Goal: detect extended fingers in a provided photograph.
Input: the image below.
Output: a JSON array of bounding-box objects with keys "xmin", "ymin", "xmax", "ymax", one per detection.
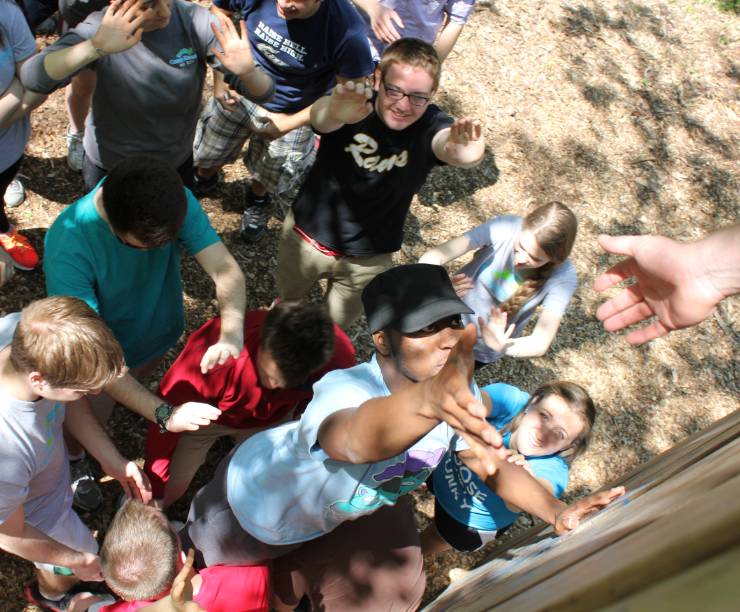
[
  {"xmin": 595, "ymin": 283, "xmax": 643, "ymax": 321},
  {"xmin": 625, "ymin": 319, "xmax": 670, "ymax": 345},
  {"xmin": 593, "ymin": 257, "xmax": 635, "ymax": 292}
]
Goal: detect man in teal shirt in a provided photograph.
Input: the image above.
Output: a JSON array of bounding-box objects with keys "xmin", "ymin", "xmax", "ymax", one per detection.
[{"xmin": 44, "ymin": 156, "xmax": 246, "ymax": 510}]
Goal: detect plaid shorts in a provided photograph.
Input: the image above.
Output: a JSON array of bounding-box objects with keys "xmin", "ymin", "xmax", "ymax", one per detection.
[{"xmin": 193, "ymin": 96, "xmax": 316, "ymax": 196}]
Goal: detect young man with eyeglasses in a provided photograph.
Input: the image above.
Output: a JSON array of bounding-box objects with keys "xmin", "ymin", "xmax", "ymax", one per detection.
[
  {"xmin": 43, "ymin": 156, "xmax": 244, "ymax": 513},
  {"xmin": 275, "ymin": 37, "xmax": 485, "ymax": 329}
]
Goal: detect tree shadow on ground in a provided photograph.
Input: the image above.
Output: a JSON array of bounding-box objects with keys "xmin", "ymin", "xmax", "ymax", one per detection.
[
  {"xmin": 556, "ymin": 1, "xmax": 738, "ymax": 223},
  {"xmin": 20, "ymin": 155, "xmax": 85, "ymax": 204}
]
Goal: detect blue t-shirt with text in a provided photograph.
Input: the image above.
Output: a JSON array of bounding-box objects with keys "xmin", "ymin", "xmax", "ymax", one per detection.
[
  {"xmin": 215, "ymin": 0, "xmax": 373, "ymax": 112},
  {"xmin": 432, "ymin": 383, "xmax": 569, "ymax": 533}
]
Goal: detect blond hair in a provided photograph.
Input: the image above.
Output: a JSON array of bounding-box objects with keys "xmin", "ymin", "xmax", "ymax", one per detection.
[
  {"xmin": 378, "ymin": 38, "xmax": 441, "ymax": 92},
  {"xmin": 10, "ymin": 296, "xmax": 126, "ymax": 389},
  {"xmin": 501, "ymin": 202, "xmax": 577, "ymax": 318},
  {"xmin": 101, "ymin": 500, "xmax": 179, "ymax": 600}
]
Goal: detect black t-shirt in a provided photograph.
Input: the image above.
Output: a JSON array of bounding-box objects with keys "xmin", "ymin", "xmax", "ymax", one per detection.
[{"xmin": 292, "ymin": 103, "xmax": 453, "ymax": 256}]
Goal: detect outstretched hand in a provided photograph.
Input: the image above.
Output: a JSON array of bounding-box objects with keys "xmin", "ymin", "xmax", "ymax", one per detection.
[
  {"xmin": 91, "ymin": 0, "xmax": 150, "ymax": 56},
  {"xmin": 478, "ymin": 307, "xmax": 515, "ymax": 352},
  {"xmin": 594, "ymin": 234, "xmax": 724, "ymax": 344},
  {"xmin": 105, "ymin": 459, "xmax": 153, "ymax": 504},
  {"xmin": 451, "ymin": 272, "xmax": 474, "ymax": 298},
  {"xmin": 168, "ymin": 549, "xmax": 205, "ymax": 612},
  {"xmin": 424, "ymin": 324, "xmax": 504, "ymax": 475},
  {"xmin": 444, "ymin": 117, "xmax": 482, "ymax": 153},
  {"xmin": 554, "ymin": 486, "xmax": 625, "ymax": 534},
  {"xmin": 211, "ymin": 16, "xmax": 255, "ymax": 78},
  {"xmin": 327, "ymin": 80, "xmax": 373, "ymax": 126}
]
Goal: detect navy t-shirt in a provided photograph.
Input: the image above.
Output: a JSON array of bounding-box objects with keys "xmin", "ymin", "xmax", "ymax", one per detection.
[
  {"xmin": 215, "ymin": 0, "xmax": 374, "ymax": 112},
  {"xmin": 292, "ymin": 101, "xmax": 453, "ymax": 256}
]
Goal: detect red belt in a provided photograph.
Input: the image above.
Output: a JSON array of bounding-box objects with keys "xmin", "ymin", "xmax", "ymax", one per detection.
[{"xmin": 293, "ymin": 225, "xmax": 345, "ymax": 258}]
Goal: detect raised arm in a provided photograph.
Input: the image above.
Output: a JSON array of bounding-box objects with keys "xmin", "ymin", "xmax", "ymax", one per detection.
[
  {"xmin": 21, "ymin": 0, "xmax": 150, "ymax": 92},
  {"xmin": 432, "ymin": 117, "xmax": 485, "ymax": 168},
  {"xmin": 310, "ymin": 80, "xmax": 373, "ymax": 134},
  {"xmin": 318, "ymin": 325, "xmax": 504, "ymax": 474},
  {"xmin": 194, "ymin": 241, "xmax": 246, "ymax": 373},
  {"xmin": 210, "ymin": 14, "xmax": 274, "ymax": 102},
  {"xmin": 594, "ymin": 225, "xmax": 740, "ymax": 344},
  {"xmin": 480, "ymin": 308, "xmax": 563, "ymax": 358}
]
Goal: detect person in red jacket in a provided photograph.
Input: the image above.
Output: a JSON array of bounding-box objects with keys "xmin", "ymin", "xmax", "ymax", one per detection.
[{"xmin": 145, "ymin": 302, "xmax": 355, "ymax": 507}]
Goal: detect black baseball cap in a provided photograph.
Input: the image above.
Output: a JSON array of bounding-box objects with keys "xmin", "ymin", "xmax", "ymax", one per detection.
[{"xmin": 362, "ymin": 264, "xmax": 473, "ymax": 334}]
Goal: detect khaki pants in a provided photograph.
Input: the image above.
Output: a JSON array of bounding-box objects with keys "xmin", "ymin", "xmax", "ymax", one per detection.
[{"xmin": 276, "ymin": 210, "xmax": 394, "ymax": 329}]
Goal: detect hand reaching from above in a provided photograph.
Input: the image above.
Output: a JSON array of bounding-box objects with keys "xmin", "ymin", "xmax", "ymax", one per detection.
[
  {"xmin": 554, "ymin": 486, "xmax": 625, "ymax": 535},
  {"xmin": 104, "ymin": 458, "xmax": 153, "ymax": 503},
  {"xmin": 327, "ymin": 80, "xmax": 373, "ymax": 126},
  {"xmin": 91, "ymin": 0, "xmax": 151, "ymax": 56},
  {"xmin": 211, "ymin": 16, "xmax": 255, "ymax": 78},
  {"xmin": 367, "ymin": 4, "xmax": 404, "ymax": 43},
  {"xmin": 594, "ymin": 234, "xmax": 726, "ymax": 344},
  {"xmin": 478, "ymin": 307, "xmax": 515, "ymax": 352}
]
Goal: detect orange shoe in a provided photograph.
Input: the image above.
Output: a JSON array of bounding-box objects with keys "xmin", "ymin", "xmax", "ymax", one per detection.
[{"xmin": 0, "ymin": 227, "xmax": 40, "ymax": 271}]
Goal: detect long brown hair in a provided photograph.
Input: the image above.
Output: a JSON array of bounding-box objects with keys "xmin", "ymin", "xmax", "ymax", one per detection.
[
  {"xmin": 500, "ymin": 202, "xmax": 577, "ymax": 317},
  {"xmin": 503, "ymin": 381, "xmax": 595, "ymax": 463}
]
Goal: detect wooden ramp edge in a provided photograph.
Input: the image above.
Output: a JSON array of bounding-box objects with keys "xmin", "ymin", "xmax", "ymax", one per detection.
[{"xmin": 423, "ymin": 408, "xmax": 740, "ymax": 611}]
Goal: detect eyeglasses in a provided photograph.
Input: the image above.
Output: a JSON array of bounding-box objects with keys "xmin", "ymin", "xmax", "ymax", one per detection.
[{"xmin": 382, "ymin": 81, "xmax": 432, "ymax": 108}]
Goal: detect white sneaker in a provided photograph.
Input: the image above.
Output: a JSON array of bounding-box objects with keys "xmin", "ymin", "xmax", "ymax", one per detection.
[
  {"xmin": 66, "ymin": 129, "xmax": 85, "ymax": 172},
  {"xmin": 3, "ymin": 179, "xmax": 25, "ymax": 208}
]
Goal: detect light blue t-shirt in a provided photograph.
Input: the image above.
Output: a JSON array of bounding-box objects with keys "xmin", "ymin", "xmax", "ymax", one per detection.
[
  {"xmin": 44, "ymin": 183, "xmax": 220, "ymax": 368},
  {"xmin": 433, "ymin": 383, "xmax": 569, "ymax": 533},
  {"xmin": 459, "ymin": 215, "xmax": 577, "ymax": 363},
  {"xmin": 0, "ymin": 314, "xmax": 72, "ymax": 533},
  {"xmin": 0, "ymin": 3, "xmax": 36, "ymax": 173},
  {"xmin": 226, "ymin": 354, "xmax": 475, "ymax": 545}
]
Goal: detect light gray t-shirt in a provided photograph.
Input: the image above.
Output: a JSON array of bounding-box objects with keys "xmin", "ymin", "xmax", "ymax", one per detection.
[
  {"xmin": 459, "ymin": 215, "xmax": 577, "ymax": 363},
  {"xmin": 226, "ymin": 354, "xmax": 475, "ymax": 545},
  {"xmin": 0, "ymin": 3, "xmax": 36, "ymax": 173},
  {"xmin": 0, "ymin": 314, "xmax": 72, "ymax": 532},
  {"xmin": 20, "ymin": 0, "xmax": 217, "ymax": 169}
]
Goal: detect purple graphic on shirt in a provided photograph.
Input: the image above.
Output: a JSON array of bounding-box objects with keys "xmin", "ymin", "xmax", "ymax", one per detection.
[{"xmin": 372, "ymin": 447, "xmax": 447, "ymax": 483}]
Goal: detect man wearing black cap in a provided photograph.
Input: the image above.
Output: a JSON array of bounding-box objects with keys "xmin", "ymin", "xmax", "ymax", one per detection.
[{"xmin": 181, "ymin": 264, "xmax": 609, "ymax": 610}]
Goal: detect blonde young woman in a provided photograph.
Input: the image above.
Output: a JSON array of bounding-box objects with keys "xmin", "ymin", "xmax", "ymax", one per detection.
[{"xmin": 420, "ymin": 202, "xmax": 578, "ymax": 365}]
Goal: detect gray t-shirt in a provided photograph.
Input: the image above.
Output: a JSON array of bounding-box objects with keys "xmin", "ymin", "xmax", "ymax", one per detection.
[
  {"xmin": 459, "ymin": 215, "xmax": 577, "ymax": 363},
  {"xmin": 21, "ymin": 0, "xmax": 217, "ymax": 169},
  {"xmin": 0, "ymin": 314, "xmax": 72, "ymax": 533},
  {"xmin": 0, "ymin": 2, "xmax": 36, "ymax": 173}
]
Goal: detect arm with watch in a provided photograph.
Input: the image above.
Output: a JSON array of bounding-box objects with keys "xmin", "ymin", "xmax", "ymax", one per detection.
[
  {"xmin": 105, "ymin": 372, "xmax": 222, "ymax": 433},
  {"xmin": 19, "ymin": 0, "xmax": 149, "ymax": 93}
]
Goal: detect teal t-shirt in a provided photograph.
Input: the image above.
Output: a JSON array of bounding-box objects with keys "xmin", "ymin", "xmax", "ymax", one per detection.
[
  {"xmin": 432, "ymin": 383, "xmax": 569, "ymax": 533},
  {"xmin": 44, "ymin": 183, "xmax": 220, "ymax": 367}
]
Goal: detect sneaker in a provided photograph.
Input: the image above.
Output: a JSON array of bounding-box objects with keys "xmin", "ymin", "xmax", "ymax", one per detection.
[
  {"xmin": 24, "ymin": 582, "xmax": 112, "ymax": 612},
  {"xmin": 3, "ymin": 178, "xmax": 25, "ymax": 208},
  {"xmin": 0, "ymin": 227, "xmax": 40, "ymax": 270},
  {"xmin": 66, "ymin": 129, "xmax": 85, "ymax": 172},
  {"xmin": 240, "ymin": 189, "xmax": 271, "ymax": 243},
  {"xmin": 69, "ymin": 456, "xmax": 103, "ymax": 512},
  {"xmin": 192, "ymin": 169, "xmax": 221, "ymax": 197}
]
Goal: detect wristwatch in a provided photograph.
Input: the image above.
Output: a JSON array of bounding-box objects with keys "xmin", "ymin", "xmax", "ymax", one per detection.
[{"xmin": 155, "ymin": 402, "xmax": 175, "ymax": 434}]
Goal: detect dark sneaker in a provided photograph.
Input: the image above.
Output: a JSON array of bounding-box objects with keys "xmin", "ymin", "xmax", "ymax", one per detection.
[
  {"xmin": 192, "ymin": 170, "xmax": 221, "ymax": 197},
  {"xmin": 24, "ymin": 582, "xmax": 112, "ymax": 612},
  {"xmin": 240, "ymin": 189, "xmax": 272, "ymax": 243},
  {"xmin": 70, "ymin": 456, "xmax": 102, "ymax": 512}
]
